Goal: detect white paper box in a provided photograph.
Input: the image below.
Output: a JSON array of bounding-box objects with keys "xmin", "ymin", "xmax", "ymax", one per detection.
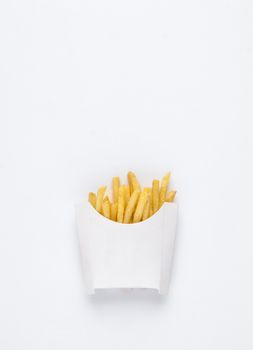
[{"xmin": 76, "ymin": 202, "xmax": 178, "ymax": 295}]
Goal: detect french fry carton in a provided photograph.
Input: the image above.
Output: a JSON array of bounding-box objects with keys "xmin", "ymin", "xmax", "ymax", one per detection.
[{"xmin": 76, "ymin": 202, "xmax": 177, "ymax": 295}]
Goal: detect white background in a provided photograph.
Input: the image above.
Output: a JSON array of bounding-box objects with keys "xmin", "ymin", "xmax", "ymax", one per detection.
[{"xmin": 1, "ymin": 0, "xmax": 253, "ymax": 349}]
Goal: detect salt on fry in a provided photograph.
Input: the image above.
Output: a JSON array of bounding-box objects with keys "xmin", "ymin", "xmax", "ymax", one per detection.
[
  {"xmin": 133, "ymin": 191, "xmax": 148, "ymax": 223},
  {"xmin": 117, "ymin": 186, "xmax": 125, "ymax": 223},
  {"xmin": 88, "ymin": 192, "xmax": 96, "ymax": 208},
  {"xmin": 112, "ymin": 177, "xmax": 120, "ymax": 204},
  {"xmin": 123, "ymin": 190, "xmax": 140, "ymax": 224},
  {"xmin": 159, "ymin": 172, "xmax": 170, "ymax": 207},
  {"xmin": 165, "ymin": 191, "xmax": 176, "ymax": 202},
  {"xmin": 111, "ymin": 203, "xmax": 118, "ymax": 221},
  {"xmin": 102, "ymin": 200, "xmax": 110, "ymax": 219},
  {"xmin": 152, "ymin": 179, "xmax": 160, "ymax": 213},
  {"xmin": 96, "ymin": 186, "xmax": 107, "ymax": 214}
]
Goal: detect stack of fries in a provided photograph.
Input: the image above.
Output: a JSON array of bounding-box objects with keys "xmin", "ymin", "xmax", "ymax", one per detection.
[{"xmin": 88, "ymin": 171, "xmax": 176, "ymax": 224}]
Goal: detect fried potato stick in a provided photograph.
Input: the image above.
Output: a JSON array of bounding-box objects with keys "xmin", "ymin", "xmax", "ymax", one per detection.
[
  {"xmin": 127, "ymin": 173, "xmax": 133, "ymax": 194},
  {"xmin": 117, "ymin": 186, "xmax": 125, "ymax": 223},
  {"xmin": 88, "ymin": 192, "xmax": 97, "ymax": 208},
  {"xmin": 103, "ymin": 195, "xmax": 110, "ymax": 203},
  {"xmin": 142, "ymin": 189, "xmax": 151, "ymax": 221},
  {"xmin": 165, "ymin": 191, "xmax": 177, "ymax": 202},
  {"xmin": 124, "ymin": 185, "xmax": 130, "ymax": 206},
  {"xmin": 159, "ymin": 172, "xmax": 171, "ymax": 207},
  {"xmin": 133, "ymin": 191, "xmax": 148, "ymax": 223},
  {"xmin": 96, "ymin": 186, "xmax": 107, "ymax": 214},
  {"xmin": 111, "ymin": 203, "xmax": 118, "ymax": 221},
  {"xmin": 148, "ymin": 188, "xmax": 153, "ymax": 216},
  {"xmin": 152, "ymin": 179, "xmax": 160, "ymax": 213},
  {"xmin": 123, "ymin": 190, "xmax": 140, "ymax": 224},
  {"xmin": 142, "ymin": 187, "xmax": 151, "ymax": 220},
  {"xmin": 127, "ymin": 171, "xmax": 141, "ymax": 193},
  {"xmin": 142, "ymin": 201, "xmax": 150, "ymax": 221},
  {"xmin": 102, "ymin": 200, "xmax": 110, "ymax": 219},
  {"xmin": 143, "ymin": 187, "xmax": 151, "ymax": 194},
  {"xmin": 112, "ymin": 177, "xmax": 120, "ymax": 204}
]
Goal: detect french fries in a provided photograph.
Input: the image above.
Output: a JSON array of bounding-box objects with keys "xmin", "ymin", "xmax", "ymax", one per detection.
[
  {"xmin": 152, "ymin": 179, "xmax": 160, "ymax": 213},
  {"xmin": 142, "ymin": 188, "xmax": 151, "ymax": 221},
  {"xmin": 128, "ymin": 171, "xmax": 141, "ymax": 193},
  {"xmin": 95, "ymin": 186, "xmax": 107, "ymax": 214},
  {"xmin": 124, "ymin": 185, "xmax": 130, "ymax": 206},
  {"xmin": 159, "ymin": 172, "xmax": 170, "ymax": 208},
  {"xmin": 124, "ymin": 190, "xmax": 141, "ymax": 224},
  {"xmin": 117, "ymin": 186, "xmax": 125, "ymax": 223},
  {"xmin": 88, "ymin": 192, "xmax": 96, "ymax": 208},
  {"xmin": 112, "ymin": 177, "xmax": 120, "ymax": 203},
  {"xmin": 88, "ymin": 171, "xmax": 176, "ymax": 223},
  {"xmin": 103, "ymin": 195, "xmax": 110, "ymax": 203},
  {"xmin": 102, "ymin": 199, "xmax": 110, "ymax": 219},
  {"xmin": 142, "ymin": 200, "xmax": 150, "ymax": 221},
  {"xmin": 133, "ymin": 191, "xmax": 148, "ymax": 223},
  {"xmin": 111, "ymin": 203, "xmax": 118, "ymax": 221},
  {"xmin": 165, "ymin": 191, "xmax": 177, "ymax": 202}
]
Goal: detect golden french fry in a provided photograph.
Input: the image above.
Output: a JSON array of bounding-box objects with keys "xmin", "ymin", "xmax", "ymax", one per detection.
[
  {"xmin": 149, "ymin": 189, "xmax": 153, "ymax": 216},
  {"xmin": 111, "ymin": 203, "xmax": 118, "ymax": 221},
  {"xmin": 143, "ymin": 187, "xmax": 151, "ymax": 194},
  {"xmin": 89, "ymin": 171, "xmax": 175, "ymax": 223},
  {"xmin": 103, "ymin": 195, "xmax": 110, "ymax": 203},
  {"xmin": 127, "ymin": 172, "xmax": 133, "ymax": 194},
  {"xmin": 142, "ymin": 188, "xmax": 151, "ymax": 221},
  {"xmin": 96, "ymin": 186, "xmax": 107, "ymax": 214},
  {"xmin": 142, "ymin": 194, "xmax": 151, "ymax": 221},
  {"xmin": 123, "ymin": 190, "xmax": 140, "ymax": 223},
  {"xmin": 142, "ymin": 201, "xmax": 150, "ymax": 221},
  {"xmin": 152, "ymin": 179, "xmax": 160, "ymax": 213},
  {"xmin": 112, "ymin": 177, "xmax": 120, "ymax": 204},
  {"xmin": 88, "ymin": 192, "xmax": 96, "ymax": 208},
  {"xmin": 133, "ymin": 191, "xmax": 148, "ymax": 223},
  {"xmin": 127, "ymin": 171, "xmax": 141, "ymax": 193},
  {"xmin": 124, "ymin": 185, "xmax": 130, "ymax": 206},
  {"xmin": 117, "ymin": 186, "xmax": 125, "ymax": 223},
  {"xmin": 102, "ymin": 200, "xmax": 110, "ymax": 219},
  {"xmin": 159, "ymin": 172, "xmax": 170, "ymax": 207},
  {"xmin": 165, "ymin": 191, "xmax": 176, "ymax": 202}
]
